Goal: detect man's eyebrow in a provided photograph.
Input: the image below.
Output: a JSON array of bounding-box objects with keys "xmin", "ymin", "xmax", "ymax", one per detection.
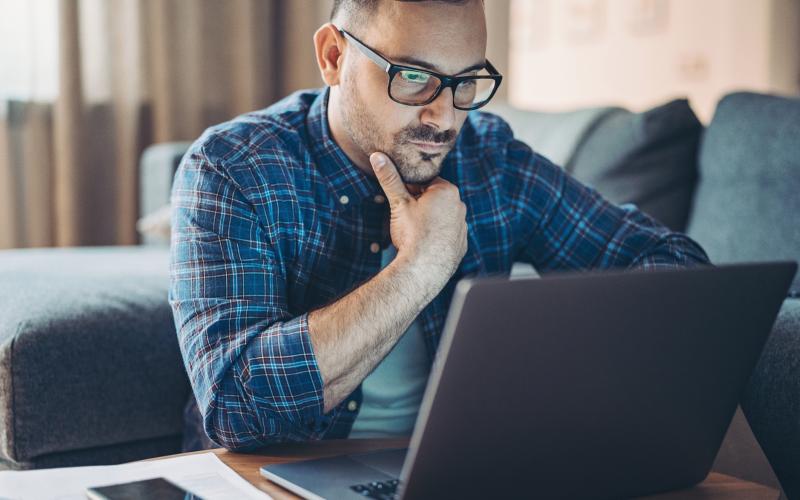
[{"xmin": 392, "ymin": 55, "xmax": 486, "ymax": 75}]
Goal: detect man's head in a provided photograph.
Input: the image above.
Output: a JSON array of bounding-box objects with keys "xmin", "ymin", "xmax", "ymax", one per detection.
[{"xmin": 314, "ymin": 0, "xmax": 487, "ymax": 184}]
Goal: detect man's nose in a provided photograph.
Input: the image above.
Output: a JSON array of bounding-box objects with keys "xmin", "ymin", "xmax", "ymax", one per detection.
[{"xmin": 420, "ymin": 86, "xmax": 456, "ymax": 133}]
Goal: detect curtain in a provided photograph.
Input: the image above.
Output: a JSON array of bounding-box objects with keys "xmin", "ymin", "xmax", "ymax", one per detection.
[
  {"xmin": 0, "ymin": 0, "xmax": 510, "ymax": 249},
  {"xmin": 0, "ymin": 0, "xmax": 334, "ymax": 248}
]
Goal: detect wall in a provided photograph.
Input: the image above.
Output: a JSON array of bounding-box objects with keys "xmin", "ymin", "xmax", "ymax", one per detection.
[{"xmin": 508, "ymin": 0, "xmax": 800, "ymax": 122}]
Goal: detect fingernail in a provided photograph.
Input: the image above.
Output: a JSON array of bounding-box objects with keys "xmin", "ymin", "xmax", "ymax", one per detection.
[{"xmin": 372, "ymin": 153, "xmax": 386, "ymax": 168}]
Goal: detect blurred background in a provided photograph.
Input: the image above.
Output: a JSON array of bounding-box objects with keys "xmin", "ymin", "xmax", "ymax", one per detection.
[{"xmin": 0, "ymin": 0, "xmax": 798, "ymax": 250}]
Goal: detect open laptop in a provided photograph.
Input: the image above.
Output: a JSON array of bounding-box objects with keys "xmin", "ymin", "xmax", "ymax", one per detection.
[{"xmin": 260, "ymin": 261, "xmax": 796, "ymax": 499}]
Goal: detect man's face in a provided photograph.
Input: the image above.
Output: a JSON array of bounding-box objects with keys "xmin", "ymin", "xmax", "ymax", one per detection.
[{"xmin": 337, "ymin": 1, "xmax": 487, "ymax": 184}]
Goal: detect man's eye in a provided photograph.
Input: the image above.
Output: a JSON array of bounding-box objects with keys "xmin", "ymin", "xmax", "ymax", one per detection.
[{"xmin": 400, "ymin": 71, "xmax": 430, "ymax": 83}]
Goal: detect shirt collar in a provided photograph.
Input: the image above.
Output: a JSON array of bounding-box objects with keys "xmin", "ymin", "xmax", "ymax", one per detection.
[{"xmin": 307, "ymin": 87, "xmax": 384, "ymax": 209}]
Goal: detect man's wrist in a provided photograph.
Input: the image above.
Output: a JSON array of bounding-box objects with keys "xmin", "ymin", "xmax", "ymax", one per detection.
[{"xmin": 393, "ymin": 249, "xmax": 456, "ymax": 301}]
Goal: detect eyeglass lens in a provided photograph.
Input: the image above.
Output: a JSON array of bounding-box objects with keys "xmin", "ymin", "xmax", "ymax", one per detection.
[{"xmin": 390, "ymin": 68, "xmax": 496, "ymax": 108}]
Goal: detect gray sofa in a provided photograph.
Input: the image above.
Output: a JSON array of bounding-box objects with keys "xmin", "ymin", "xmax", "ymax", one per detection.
[{"xmin": 1, "ymin": 92, "xmax": 797, "ymax": 496}]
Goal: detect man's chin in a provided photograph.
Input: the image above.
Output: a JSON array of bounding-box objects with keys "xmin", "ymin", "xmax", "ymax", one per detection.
[
  {"xmin": 397, "ymin": 162, "xmax": 442, "ymax": 185},
  {"xmin": 393, "ymin": 150, "xmax": 446, "ymax": 184}
]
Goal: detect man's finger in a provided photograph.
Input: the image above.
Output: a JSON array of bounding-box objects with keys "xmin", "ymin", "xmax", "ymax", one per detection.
[{"xmin": 370, "ymin": 152, "xmax": 412, "ymax": 206}]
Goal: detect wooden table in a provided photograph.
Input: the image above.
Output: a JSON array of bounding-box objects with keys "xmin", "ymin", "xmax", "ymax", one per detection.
[{"xmin": 153, "ymin": 438, "xmax": 779, "ymax": 499}]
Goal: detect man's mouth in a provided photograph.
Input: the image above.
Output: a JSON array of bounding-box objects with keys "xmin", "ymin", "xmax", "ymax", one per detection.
[{"xmin": 409, "ymin": 140, "xmax": 450, "ymax": 152}]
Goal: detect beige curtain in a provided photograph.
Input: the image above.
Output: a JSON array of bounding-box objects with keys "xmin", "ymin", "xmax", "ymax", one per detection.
[
  {"xmin": 0, "ymin": 0, "xmax": 510, "ymax": 249},
  {"xmin": 0, "ymin": 0, "xmax": 333, "ymax": 249}
]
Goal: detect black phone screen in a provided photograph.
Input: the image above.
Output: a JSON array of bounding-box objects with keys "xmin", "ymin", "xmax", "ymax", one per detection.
[{"xmin": 86, "ymin": 477, "xmax": 202, "ymax": 500}]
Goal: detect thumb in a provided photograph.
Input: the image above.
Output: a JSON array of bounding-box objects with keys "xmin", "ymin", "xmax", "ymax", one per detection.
[{"xmin": 370, "ymin": 152, "xmax": 411, "ymax": 207}]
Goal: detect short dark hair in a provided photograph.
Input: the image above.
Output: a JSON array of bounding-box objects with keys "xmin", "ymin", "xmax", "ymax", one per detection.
[{"xmin": 330, "ymin": 0, "xmax": 475, "ymax": 25}]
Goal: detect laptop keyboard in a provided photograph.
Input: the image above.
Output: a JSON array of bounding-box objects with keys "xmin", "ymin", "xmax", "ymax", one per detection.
[{"xmin": 349, "ymin": 478, "xmax": 400, "ymax": 499}]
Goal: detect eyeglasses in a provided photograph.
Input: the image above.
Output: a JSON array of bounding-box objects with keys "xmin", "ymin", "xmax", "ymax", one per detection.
[{"xmin": 338, "ymin": 28, "xmax": 502, "ymax": 111}]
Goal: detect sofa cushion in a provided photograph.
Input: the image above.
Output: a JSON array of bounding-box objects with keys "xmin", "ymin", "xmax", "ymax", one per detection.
[
  {"xmin": 567, "ymin": 99, "xmax": 703, "ymax": 232},
  {"xmin": 0, "ymin": 247, "xmax": 190, "ymax": 465},
  {"xmin": 687, "ymin": 92, "xmax": 800, "ymax": 292}
]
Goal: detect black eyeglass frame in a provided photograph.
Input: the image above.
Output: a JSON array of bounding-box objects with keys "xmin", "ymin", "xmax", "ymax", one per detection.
[{"xmin": 338, "ymin": 28, "xmax": 503, "ymax": 111}]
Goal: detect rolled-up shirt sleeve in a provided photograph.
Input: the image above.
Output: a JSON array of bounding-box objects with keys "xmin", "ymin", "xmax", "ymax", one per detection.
[
  {"xmin": 169, "ymin": 144, "xmax": 325, "ymax": 451},
  {"xmin": 511, "ymin": 139, "xmax": 710, "ymax": 271}
]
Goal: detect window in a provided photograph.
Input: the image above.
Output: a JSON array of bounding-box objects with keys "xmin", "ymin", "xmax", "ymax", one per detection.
[{"xmin": 0, "ymin": 0, "xmax": 59, "ymax": 102}]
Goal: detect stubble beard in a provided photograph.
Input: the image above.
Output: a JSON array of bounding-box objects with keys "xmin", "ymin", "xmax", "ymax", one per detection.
[{"xmin": 341, "ymin": 81, "xmax": 455, "ymax": 185}]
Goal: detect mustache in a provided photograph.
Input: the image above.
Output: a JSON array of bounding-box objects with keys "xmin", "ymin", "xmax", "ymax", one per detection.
[{"xmin": 400, "ymin": 125, "xmax": 456, "ymax": 145}]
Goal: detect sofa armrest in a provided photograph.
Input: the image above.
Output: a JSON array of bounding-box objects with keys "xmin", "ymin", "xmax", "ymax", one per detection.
[{"xmin": 0, "ymin": 247, "xmax": 190, "ymax": 466}]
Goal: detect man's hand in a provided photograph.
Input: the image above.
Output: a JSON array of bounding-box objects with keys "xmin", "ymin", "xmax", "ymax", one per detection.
[{"xmin": 369, "ymin": 152, "xmax": 468, "ymax": 284}]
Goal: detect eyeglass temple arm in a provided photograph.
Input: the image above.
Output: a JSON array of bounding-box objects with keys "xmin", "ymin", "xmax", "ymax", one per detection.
[
  {"xmin": 338, "ymin": 29, "xmax": 392, "ymax": 72},
  {"xmin": 485, "ymin": 60, "xmax": 501, "ymax": 78}
]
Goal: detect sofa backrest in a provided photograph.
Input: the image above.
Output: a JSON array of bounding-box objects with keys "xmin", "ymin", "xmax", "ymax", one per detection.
[
  {"xmin": 483, "ymin": 103, "xmax": 617, "ymax": 167},
  {"xmin": 139, "ymin": 142, "xmax": 191, "ymax": 245},
  {"xmin": 687, "ymin": 92, "xmax": 800, "ymax": 292},
  {"xmin": 139, "ymin": 143, "xmax": 191, "ymax": 217}
]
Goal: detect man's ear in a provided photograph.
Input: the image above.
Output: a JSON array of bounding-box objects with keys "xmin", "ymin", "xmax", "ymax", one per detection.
[{"xmin": 314, "ymin": 23, "xmax": 346, "ymax": 86}]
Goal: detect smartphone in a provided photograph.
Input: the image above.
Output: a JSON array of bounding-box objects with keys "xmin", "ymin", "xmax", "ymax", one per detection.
[{"xmin": 86, "ymin": 477, "xmax": 202, "ymax": 500}]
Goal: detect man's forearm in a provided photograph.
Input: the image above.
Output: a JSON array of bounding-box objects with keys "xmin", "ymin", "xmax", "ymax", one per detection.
[{"xmin": 308, "ymin": 252, "xmax": 446, "ymax": 413}]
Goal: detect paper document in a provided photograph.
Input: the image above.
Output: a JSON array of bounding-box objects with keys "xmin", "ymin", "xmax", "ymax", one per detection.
[{"xmin": 0, "ymin": 452, "xmax": 272, "ymax": 500}]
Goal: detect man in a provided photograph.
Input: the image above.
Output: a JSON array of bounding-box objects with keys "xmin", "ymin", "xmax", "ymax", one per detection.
[{"xmin": 169, "ymin": 0, "xmax": 709, "ymax": 452}]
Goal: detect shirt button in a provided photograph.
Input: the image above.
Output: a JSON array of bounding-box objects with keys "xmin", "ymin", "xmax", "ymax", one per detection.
[
  {"xmin": 373, "ymin": 194, "xmax": 386, "ymax": 204},
  {"xmin": 339, "ymin": 195, "xmax": 349, "ymax": 205},
  {"xmin": 347, "ymin": 400, "xmax": 358, "ymax": 412},
  {"xmin": 369, "ymin": 242, "xmax": 380, "ymax": 253}
]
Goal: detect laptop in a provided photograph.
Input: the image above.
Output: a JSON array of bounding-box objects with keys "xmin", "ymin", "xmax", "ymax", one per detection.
[{"xmin": 260, "ymin": 261, "xmax": 797, "ymax": 499}]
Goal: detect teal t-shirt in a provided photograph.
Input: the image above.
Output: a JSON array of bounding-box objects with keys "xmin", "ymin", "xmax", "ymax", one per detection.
[{"xmin": 348, "ymin": 244, "xmax": 432, "ymax": 438}]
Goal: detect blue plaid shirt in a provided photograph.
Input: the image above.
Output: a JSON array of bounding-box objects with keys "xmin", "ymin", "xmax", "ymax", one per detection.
[{"xmin": 169, "ymin": 87, "xmax": 709, "ymax": 451}]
